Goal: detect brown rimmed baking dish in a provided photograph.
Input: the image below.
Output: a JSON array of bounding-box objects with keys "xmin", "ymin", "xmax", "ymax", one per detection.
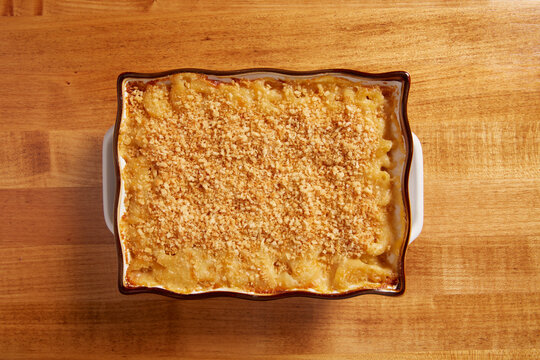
[{"xmin": 109, "ymin": 68, "xmax": 415, "ymax": 300}]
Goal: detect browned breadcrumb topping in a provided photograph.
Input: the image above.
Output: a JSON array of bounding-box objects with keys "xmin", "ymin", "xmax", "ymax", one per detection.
[{"xmin": 118, "ymin": 73, "xmax": 400, "ymax": 294}]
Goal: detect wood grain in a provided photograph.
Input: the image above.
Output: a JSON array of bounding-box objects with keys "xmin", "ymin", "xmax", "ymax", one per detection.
[{"xmin": 0, "ymin": 1, "xmax": 539, "ymax": 359}]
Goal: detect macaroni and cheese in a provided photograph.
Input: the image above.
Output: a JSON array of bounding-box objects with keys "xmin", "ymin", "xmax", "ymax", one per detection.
[{"xmin": 118, "ymin": 73, "xmax": 403, "ymax": 295}]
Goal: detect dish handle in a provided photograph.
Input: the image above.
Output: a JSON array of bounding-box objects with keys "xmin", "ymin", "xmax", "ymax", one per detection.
[
  {"xmin": 103, "ymin": 127, "xmax": 424, "ymax": 241},
  {"xmin": 408, "ymin": 133, "xmax": 424, "ymax": 243},
  {"xmin": 103, "ymin": 126, "xmax": 115, "ymax": 233}
]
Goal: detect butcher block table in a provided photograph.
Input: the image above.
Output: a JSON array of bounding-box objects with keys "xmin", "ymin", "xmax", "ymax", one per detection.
[{"xmin": 1, "ymin": 1, "xmax": 539, "ymax": 359}]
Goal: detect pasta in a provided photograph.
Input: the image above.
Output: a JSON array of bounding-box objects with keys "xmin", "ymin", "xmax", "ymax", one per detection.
[{"xmin": 118, "ymin": 73, "xmax": 402, "ymax": 295}]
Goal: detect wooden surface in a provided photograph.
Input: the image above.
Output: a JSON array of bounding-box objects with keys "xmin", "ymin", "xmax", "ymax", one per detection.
[{"xmin": 1, "ymin": 1, "xmax": 539, "ymax": 359}]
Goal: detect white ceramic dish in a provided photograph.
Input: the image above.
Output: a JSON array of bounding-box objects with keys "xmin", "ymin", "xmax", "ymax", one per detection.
[{"xmin": 104, "ymin": 69, "xmax": 423, "ymax": 299}]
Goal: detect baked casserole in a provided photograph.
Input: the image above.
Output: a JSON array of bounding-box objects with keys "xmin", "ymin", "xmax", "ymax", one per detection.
[{"xmin": 115, "ymin": 70, "xmax": 411, "ymax": 298}]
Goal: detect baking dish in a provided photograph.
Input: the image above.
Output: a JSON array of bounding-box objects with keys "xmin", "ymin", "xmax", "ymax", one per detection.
[{"xmin": 103, "ymin": 69, "xmax": 423, "ymax": 300}]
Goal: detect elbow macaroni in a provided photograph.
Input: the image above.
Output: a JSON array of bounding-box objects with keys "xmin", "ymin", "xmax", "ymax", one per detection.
[{"xmin": 118, "ymin": 73, "xmax": 402, "ymax": 295}]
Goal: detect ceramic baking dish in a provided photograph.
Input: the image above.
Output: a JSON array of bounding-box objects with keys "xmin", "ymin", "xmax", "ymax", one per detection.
[{"xmin": 103, "ymin": 69, "xmax": 423, "ymax": 300}]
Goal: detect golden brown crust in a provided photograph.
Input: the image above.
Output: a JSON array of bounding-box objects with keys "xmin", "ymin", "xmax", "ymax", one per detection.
[{"xmin": 118, "ymin": 73, "xmax": 399, "ymax": 294}]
